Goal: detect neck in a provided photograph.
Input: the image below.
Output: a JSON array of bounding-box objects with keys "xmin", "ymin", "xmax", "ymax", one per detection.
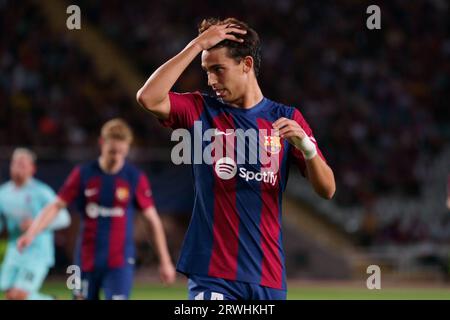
[
  {"xmin": 229, "ymin": 77, "xmax": 264, "ymax": 109},
  {"xmin": 13, "ymin": 177, "xmax": 30, "ymax": 188},
  {"xmin": 98, "ymin": 157, "xmax": 124, "ymax": 174}
]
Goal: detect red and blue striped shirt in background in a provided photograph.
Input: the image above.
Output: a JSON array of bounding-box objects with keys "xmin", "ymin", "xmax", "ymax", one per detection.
[{"xmin": 58, "ymin": 160, "xmax": 154, "ymax": 271}]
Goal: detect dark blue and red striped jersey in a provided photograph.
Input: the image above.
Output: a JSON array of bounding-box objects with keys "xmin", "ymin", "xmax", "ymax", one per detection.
[
  {"xmin": 57, "ymin": 160, "xmax": 154, "ymax": 271},
  {"xmin": 160, "ymin": 92, "xmax": 326, "ymax": 290}
]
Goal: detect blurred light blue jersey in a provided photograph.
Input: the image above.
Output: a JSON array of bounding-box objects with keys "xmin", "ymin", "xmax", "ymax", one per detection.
[{"xmin": 0, "ymin": 178, "xmax": 71, "ymax": 267}]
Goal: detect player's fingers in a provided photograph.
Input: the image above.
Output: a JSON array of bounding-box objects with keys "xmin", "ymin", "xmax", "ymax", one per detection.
[
  {"xmin": 277, "ymin": 127, "xmax": 289, "ymax": 136},
  {"xmin": 272, "ymin": 117, "xmax": 287, "ymax": 127},
  {"xmin": 272, "ymin": 117, "xmax": 291, "ymax": 129},
  {"xmin": 278, "ymin": 120, "xmax": 302, "ymax": 132},
  {"xmin": 278, "ymin": 124, "xmax": 298, "ymax": 136},
  {"xmin": 279, "ymin": 128, "xmax": 303, "ymax": 138},
  {"xmin": 281, "ymin": 131, "xmax": 301, "ymax": 139},
  {"xmin": 164, "ymin": 273, "xmax": 175, "ymax": 285},
  {"xmin": 161, "ymin": 270, "xmax": 172, "ymax": 285},
  {"xmin": 223, "ymin": 34, "xmax": 244, "ymax": 43},
  {"xmin": 222, "ymin": 23, "xmax": 241, "ymax": 29},
  {"xmin": 225, "ymin": 27, "xmax": 247, "ymax": 35},
  {"xmin": 160, "ymin": 274, "xmax": 167, "ymax": 285}
]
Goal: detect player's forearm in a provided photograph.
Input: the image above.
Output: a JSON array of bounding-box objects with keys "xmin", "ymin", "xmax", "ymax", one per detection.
[
  {"xmin": 136, "ymin": 41, "xmax": 202, "ymax": 110},
  {"xmin": 144, "ymin": 208, "xmax": 172, "ymax": 265},
  {"xmin": 150, "ymin": 222, "xmax": 172, "ymax": 265},
  {"xmin": 305, "ymin": 156, "xmax": 336, "ymax": 199},
  {"xmin": 26, "ymin": 201, "xmax": 64, "ymax": 238}
]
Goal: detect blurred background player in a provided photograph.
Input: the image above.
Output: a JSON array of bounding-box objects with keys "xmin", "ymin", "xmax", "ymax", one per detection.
[
  {"xmin": 17, "ymin": 119, "xmax": 176, "ymax": 300},
  {"xmin": 0, "ymin": 148, "xmax": 70, "ymax": 300},
  {"xmin": 137, "ymin": 17, "xmax": 335, "ymax": 300}
]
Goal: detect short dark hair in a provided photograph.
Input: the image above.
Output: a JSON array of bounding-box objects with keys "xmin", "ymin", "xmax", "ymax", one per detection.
[{"xmin": 198, "ymin": 17, "xmax": 262, "ymax": 77}]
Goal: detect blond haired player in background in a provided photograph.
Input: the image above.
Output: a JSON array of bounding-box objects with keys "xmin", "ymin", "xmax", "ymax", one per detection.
[{"xmin": 18, "ymin": 119, "xmax": 176, "ymax": 299}]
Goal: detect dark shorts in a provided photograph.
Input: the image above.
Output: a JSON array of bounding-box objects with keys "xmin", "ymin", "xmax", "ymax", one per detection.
[
  {"xmin": 187, "ymin": 274, "xmax": 287, "ymax": 300},
  {"xmin": 74, "ymin": 264, "xmax": 134, "ymax": 300}
]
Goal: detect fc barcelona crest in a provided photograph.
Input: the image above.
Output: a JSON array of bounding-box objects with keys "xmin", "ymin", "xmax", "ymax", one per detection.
[
  {"xmin": 263, "ymin": 135, "xmax": 281, "ymax": 154},
  {"xmin": 116, "ymin": 187, "xmax": 129, "ymax": 201}
]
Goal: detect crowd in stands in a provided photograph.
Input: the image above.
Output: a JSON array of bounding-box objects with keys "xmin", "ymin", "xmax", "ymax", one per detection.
[
  {"xmin": 1, "ymin": 0, "xmax": 449, "ymax": 212},
  {"xmin": 0, "ymin": 1, "xmax": 166, "ymax": 152}
]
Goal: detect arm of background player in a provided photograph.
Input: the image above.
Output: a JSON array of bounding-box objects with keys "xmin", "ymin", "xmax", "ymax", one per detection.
[
  {"xmin": 17, "ymin": 197, "xmax": 67, "ymax": 252},
  {"xmin": 136, "ymin": 24, "xmax": 246, "ymax": 119},
  {"xmin": 142, "ymin": 206, "xmax": 177, "ymax": 285},
  {"xmin": 40, "ymin": 185, "xmax": 71, "ymax": 231},
  {"xmin": 17, "ymin": 166, "xmax": 80, "ymax": 251}
]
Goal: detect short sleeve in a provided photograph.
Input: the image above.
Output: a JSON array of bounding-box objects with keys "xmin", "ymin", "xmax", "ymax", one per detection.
[
  {"xmin": 289, "ymin": 108, "xmax": 327, "ymax": 176},
  {"xmin": 135, "ymin": 173, "xmax": 155, "ymax": 210},
  {"xmin": 39, "ymin": 184, "xmax": 57, "ymax": 210},
  {"xmin": 41, "ymin": 183, "xmax": 56, "ymax": 200},
  {"xmin": 58, "ymin": 166, "xmax": 82, "ymax": 205},
  {"xmin": 158, "ymin": 91, "xmax": 205, "ymax": 129}
]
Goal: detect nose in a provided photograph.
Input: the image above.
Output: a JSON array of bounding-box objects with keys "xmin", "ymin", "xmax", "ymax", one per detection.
[{"xmin": 207, "ymin": 73, "xmax": 218, "ymax": 87}]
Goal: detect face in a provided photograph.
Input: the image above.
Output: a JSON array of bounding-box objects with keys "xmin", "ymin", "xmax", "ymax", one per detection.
[
  {"xmin": 100, "ymin": 138, "xmax": 130, "ymax": 167},
  {"xmin": 10, "ymin": 153, "xmax": 35, "ymax": 184},
  {"xmin": 201, "ymin": 47, "xmax": 250, "ymax": 103}
]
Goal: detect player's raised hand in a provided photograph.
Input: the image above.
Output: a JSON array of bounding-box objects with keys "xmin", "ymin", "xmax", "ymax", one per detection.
[
  {"xmin": 159, "ymin": 261, "xmax": 177, "ymax": 285},
  {"xmin": 193, "ymin": 24, "xmax": 247, "ymax": 50},
  {"xmin": 16, "ymin": 232, "xmax": 34, "ymax": 252},
  {"xmin": 273, "ymin": 117, "xmax": 317, "ymax": 160}
]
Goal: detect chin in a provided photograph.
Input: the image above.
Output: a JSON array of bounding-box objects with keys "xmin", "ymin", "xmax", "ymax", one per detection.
[
  {"xmin": 108, "ymin": 160, "xmax": 118, "ymax": 167},
  {"xmin": 221, "ymin": 95, "xmax": 233, "ymax": 102}
]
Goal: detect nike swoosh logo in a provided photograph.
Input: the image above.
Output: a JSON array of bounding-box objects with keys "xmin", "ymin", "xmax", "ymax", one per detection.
[{"xmin": 214, "ymin": 129, "xmax": 234, "ymax": 136}]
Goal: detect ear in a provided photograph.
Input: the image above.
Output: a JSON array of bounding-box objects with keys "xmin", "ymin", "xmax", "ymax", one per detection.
[
  {"xmin": 243, "ymin": 56, "xmax": 253, "ymax": 74},
  {"xmin": 98, "ymin": 137, "xmax": 104, "ymax": 147}
]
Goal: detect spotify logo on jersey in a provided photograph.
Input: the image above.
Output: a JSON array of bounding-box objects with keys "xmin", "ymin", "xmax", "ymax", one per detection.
[{"xmin": 214, "ymin": 157, "xmax": 237, "ymax": 180}]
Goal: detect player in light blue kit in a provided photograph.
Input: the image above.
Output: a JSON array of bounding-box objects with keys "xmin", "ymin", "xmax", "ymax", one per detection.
[{"xmin": 0, "ymin": 148, "xmax": 70, "ymax": 300}]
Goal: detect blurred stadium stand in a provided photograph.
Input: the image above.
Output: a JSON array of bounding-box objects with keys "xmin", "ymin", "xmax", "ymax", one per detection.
[{"xmin": 1, "ymin": 0, "xmax": 449, "ymax": 281}]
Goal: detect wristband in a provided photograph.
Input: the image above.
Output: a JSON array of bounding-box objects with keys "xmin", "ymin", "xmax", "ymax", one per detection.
[{"xmin": 297, "ymin": 135, "xmax": 317, "ymax": 160}]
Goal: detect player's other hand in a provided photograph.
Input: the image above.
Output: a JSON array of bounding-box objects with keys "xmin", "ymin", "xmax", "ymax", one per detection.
[
  {"xmin": 193, "ymin": 24, "xmax": 247, "ymax": 50},
  {"xmin": 272, "ymin": 117, "xmax": 307, "ymax": 147},
  {"xmin": 20, "ymin": 218, "xmax": 33, "ymax": 232},
  {"xmin": 273, "ymin": 117, "xmax": 318, "ymax": 160},
  {"xmin": 159, "ymin": 261, "xmax": 176, "ymax": 285},
  {"xmin": 16, "ymin": 233, "xmax": 34, "ymax": 252}
]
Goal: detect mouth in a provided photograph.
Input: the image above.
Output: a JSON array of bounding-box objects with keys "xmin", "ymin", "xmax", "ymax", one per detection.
[{"xmin": 214, "ymin": 88, "xmax": 227, "ymax": 97}]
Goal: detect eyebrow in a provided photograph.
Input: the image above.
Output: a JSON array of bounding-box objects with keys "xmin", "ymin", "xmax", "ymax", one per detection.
[{"xmin": 201, "ymin": 64, "xmax": 224, "ymax": 71}]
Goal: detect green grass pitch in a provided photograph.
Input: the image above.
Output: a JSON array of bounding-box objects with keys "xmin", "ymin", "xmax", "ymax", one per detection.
[{"xmin": 2, "ymin": 280, "xmax": 449, "ymax": 300}]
